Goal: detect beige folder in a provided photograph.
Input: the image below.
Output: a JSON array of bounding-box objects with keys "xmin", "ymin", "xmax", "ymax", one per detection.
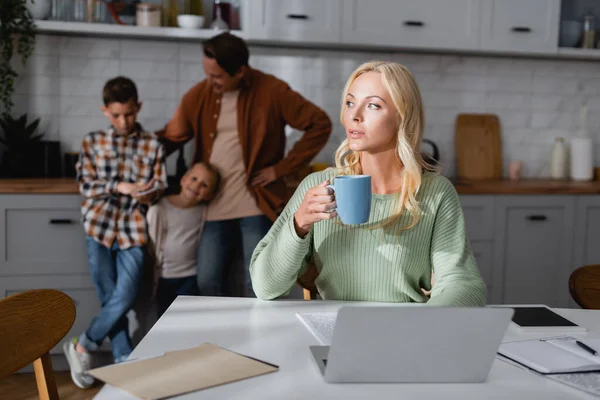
[{"xmin": 88, "ymin": 343, "xmax": 279, "ymax": 400}]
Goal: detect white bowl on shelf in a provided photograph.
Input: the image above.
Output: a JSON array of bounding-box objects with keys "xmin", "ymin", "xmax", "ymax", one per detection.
[{"xmin": 177, "ymin": 15, "xmax": 205, "ymax": 29}]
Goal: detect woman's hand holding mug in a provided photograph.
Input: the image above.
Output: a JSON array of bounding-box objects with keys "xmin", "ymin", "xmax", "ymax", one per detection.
[{"xmin": 293, "ymin": 180, "xmax": 337, "ymax": 238}]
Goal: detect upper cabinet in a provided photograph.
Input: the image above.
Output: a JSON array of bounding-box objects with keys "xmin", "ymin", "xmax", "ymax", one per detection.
[
  {"xmin": 340, "ymin": 0, "xmax": 481, "ymax": 50},
  {"xmin": 480, "ymin": 0, "xmax": 560, "ymax": 53},
  {"xmin": 248, "ymin": 0, "xmax": 342, "ymax": 44}
]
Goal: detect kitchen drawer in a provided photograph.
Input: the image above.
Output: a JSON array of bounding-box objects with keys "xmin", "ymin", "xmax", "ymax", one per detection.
[
  {"xmin": 471, "ymin": 241, "xmax": 493, "ymax": 286},
  {"xmin": 459, "ymin": 196, "xmax": 494, "ymax": 241},
  {"xmin": 481, "ymin": 0, "xmax": 560, "ymax": 53},
  {"xmin": 248, "ymin": 0, "xmax": 342, "ymax": 43},
  {"xmin": 0, "ymin": 195, "xmax": 88, "ymax": 276},
  {"xmin": 341, "ymin": 0, "xmax": 480, "ymax": 50}
]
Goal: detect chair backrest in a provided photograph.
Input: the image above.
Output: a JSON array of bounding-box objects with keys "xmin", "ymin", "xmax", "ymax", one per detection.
[
  {"xmin": 297, "ymin": 259, "xmax": 318, "ymax": 300},
  {"xmin": 569, "ymin": 264, "xmax": 600, "ymax": 310},
  {"xmin": 0, "ymin": 289, "xmax": 76, "ymax": 399}
]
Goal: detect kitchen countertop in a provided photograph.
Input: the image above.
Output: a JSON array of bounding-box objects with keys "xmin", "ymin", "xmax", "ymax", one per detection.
[
  {"xmin": 1, "ymin": 178, "xmax": 600, "ymax": 195},
  {"xmin": 452, "ymin": 179, "xmax": 600, "ymax": 194},
  {"xmin": 0, "ymin": 178, "xmax": 79, "ymax": 194}
]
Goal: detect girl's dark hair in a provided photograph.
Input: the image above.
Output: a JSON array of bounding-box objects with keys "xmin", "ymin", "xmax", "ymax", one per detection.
[{"xmin": 203, "ymin": 32, "xmax": 249, "ymax": 76}]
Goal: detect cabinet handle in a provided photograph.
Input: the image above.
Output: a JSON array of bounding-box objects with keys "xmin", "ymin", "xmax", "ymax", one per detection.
[
  {"xmin": 49, "ymin": 219, "xmax": 74, "ymax": 225},
  {"xmin": 403, "ymin": 20, "xmax": 425, "ymax": 27},
  {"xmin": 286, "ymin": 14, "xmax": 309, "ymax": 20},
  {"xmin": 526, "ymin": 215, "xmax": 547, "ymax": 221},
  {"xmin": 511, "ymin": 26, "xmax": 532, "ymax": 33}
]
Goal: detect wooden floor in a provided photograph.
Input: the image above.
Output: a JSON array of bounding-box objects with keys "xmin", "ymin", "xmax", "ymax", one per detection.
[{"xmin": 0, "ymin": 372, "xmax": 103, "ymax": 400}]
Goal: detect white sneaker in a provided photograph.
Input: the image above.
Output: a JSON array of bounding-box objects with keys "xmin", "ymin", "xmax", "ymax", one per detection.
[{"xmin": 63, "ymin": 338, "xmax": 95, "ymax": 389}]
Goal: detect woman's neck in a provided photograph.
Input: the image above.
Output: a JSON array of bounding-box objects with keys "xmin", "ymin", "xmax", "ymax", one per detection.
[{"xmin": 360, "ymin": 150, "xmax": 403, "ymax": 195}]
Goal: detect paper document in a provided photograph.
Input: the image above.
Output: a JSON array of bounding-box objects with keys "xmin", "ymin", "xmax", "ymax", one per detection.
[
  {"xmin": 296, "ymin": 312, "xmax": 337, "ymax": 345},
  {"xmin": 88, "ymin": 343, "xmax": 278, "ymax": 400}
]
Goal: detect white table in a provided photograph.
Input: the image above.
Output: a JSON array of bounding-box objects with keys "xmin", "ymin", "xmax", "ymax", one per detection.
[{"xmin": 94, "ymin": 297, "xmax": 600, "ymax": 399}]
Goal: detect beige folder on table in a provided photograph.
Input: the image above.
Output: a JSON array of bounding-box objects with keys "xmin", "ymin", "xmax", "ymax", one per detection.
[{"xmin": 88, "ymin": 343, "xmax": 279, "ymax": 400}]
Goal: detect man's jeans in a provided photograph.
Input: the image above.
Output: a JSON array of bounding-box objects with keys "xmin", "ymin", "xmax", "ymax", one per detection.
[
  {"xmin": 78, "ymin": 237, "xmax": 144, "ymax": 363},
  {"xmin": 196, "ymin": 215, "xmax": 272, "ymax": 297}
]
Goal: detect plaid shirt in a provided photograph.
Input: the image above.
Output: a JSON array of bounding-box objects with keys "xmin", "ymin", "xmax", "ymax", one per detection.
[{"xmin": 77, "ymin": 124, "xmax": 167, "ymax": 249}]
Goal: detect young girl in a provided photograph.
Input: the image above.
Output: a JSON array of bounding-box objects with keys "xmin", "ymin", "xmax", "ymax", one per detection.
[
  {"xmin": 147, "ymin": 162, "xmax": 220, "ymax": 317},
  {"xmin": 249, "ymin": 61, "xmax": 486, "ymax": 306}
]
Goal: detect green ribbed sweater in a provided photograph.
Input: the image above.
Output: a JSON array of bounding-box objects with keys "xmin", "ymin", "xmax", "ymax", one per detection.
[{"xmin": 250, "ymin": 169, "xmax": 486, "ymax": 306}]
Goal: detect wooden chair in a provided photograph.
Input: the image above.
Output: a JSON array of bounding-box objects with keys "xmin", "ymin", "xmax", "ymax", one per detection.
[
  {"xmin": 0, "ymin": 289, "xmax": 76, "ymax": 400},
  {"xmin": 569, "ymin": 264, "xmax": 600, "ymax": 310},
  {"xmin": 297, "ymin": 260, "xmax": 319, "ymax": 300}
]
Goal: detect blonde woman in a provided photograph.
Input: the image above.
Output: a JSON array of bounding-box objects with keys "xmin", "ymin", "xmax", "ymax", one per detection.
[{"xmin": 249, "ymin": 61, "xmax": 486, "ymax": 306}]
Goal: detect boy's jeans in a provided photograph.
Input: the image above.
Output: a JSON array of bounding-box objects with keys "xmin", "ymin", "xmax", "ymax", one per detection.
[
  {"xmin": 78, "ymin": 236, "xmax": 144, "ymax": 363},
  {"xmin": 196, "ymin": 215, "xmax": 272, "ymax": 297}
]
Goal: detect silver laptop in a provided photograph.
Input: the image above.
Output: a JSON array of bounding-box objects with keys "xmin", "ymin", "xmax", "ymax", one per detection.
[{"xmin": 310, "ymin": 305, "xmax": 513, "ymax": 383}]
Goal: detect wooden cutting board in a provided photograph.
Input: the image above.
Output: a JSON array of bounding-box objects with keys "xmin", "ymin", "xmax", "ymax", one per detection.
[{"xmin": 455, "ymin": 114, "xmax": 503, "ymax": 180}]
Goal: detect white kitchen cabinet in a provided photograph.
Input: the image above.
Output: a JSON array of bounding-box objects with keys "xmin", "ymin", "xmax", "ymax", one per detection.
[
  {"xmin": 341, "ymin": 0, "xmax": 481, "ymax": 50},
  {"xmin": 493, "ymin": 196, "xmax": 576, "ymax": 308},
  {"xmin": 0, "ymin": 193, "xmax": 153, "ymax": 371},
  {"xmin": 0, "ymin": 195, "xmax": 88, "ymax": 276},
  {"xmin": 572, "ymin": 196, "xmax": 600, "ymax": 269},
  {"xmin": 471, "ymin": 242, "xmax": 494, "ymax": 304},
  {"xmin": 480, "ymin": 0, "xmax": 560, "ymax": 53},
  {"xmin": 248, "ymin": 0, "xmax": 342, "ymax": 44}
]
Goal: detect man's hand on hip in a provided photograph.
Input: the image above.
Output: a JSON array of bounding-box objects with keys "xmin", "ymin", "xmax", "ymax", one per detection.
[{"xmin": 251, "ymin": 166, "xmax": 277, "ymax": 187}]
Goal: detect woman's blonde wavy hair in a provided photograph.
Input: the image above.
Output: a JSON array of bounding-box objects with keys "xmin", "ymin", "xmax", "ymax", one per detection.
[{"xmin": 334, "ymin": 61, "xmax": 437, "ymax": 232}]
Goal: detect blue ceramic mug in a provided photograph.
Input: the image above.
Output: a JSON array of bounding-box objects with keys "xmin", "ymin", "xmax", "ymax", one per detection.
[{"xmin": 329, "ymin": 175, "xmax": 372, "ymax": 224}]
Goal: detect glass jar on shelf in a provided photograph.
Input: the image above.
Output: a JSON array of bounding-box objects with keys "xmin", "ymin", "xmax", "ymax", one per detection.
[
  {"xmin": 161, "ymin": 0, "xmax": 178, "ymax": 26},
  {"xmin": 582, "ymin": 15, "xmax": 596, "ymax": 49},
  {"xmin": 137, "ymin": 3, "xmax": 162, "ymax": 27},
  {"xmin": 181, "ymin": 0, "xmax": 203, "ymax": 16},
  {"xmin": 210, "ymin": 0, "xmax": 229, "ymax": 30}
]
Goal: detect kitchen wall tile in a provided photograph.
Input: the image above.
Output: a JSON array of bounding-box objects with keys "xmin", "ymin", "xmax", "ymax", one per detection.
[
  {"xmin": 121, "ymin": 61, "xmax": 178, "ymax": 81},
  {"xmin": 137, "ymin": 117, "xmax": 169, "ymax": 133},
  {"xmin": 120, "ymin": 40, "xmax": 179, "ymax": 61},
  {"xmin": 532, "ymin": 75, "xmax": 580, "ymax": 94},
  {"xmin": 59, "ymin": 78, "xmax": 106, "ymax": 97},
  {"xmin": 531, "ymin": 111, "xmax": 577, "ymax": 130},
  {"xmin": 433, "ymin": 74, "xmax": 487, "ymax": 92},
  {"xmin": 135, "ymin": 80, "xmax": 179, "ymax": 100},
  {"xmin": 485, "ymin": 75, "xmax": 533, "ymax": 93},
  {"xmin": 392, "ymin": 53, "xmax": 440, "ymax": 73},
  {"xmin": 60, "ymin": 37, "xmax": 119, "ymax": 59},
  {"xmin": 484, "ymin": 58, "xmax": 536, "ymax": 77},
  {"xmin": 179, "ymin": 63, "xmax": 205, "ymax": 83},
  {"xmin": 423, "ymin": 91, "xmax": 486, "ymax": 109},
  {"xmin": 32, "ymin": 35, "xmax": 62, "ymax": 55},
  {"xmin": 59, "ymin": 116, "xmax": 111, "ymax": 151},
  {"xmin": 137, "ymin": 100, "xmax": 178, "ymax": 121},
  {"xmin": 15, "ymin": 75, "xmax": 59, "ymax": 96},
  {"xmin": 12, "ymin": 94, "xmax": 58, "ymax": 116},
  {"xmin": 582, "ymin": 81, "xmax": 600, "ymax": 97},
  {"xmin": 179, "ymin": 43, "xmax": 205, "ymax": 63},
  {"xmin": 439, "ymin": 56, "xmax": 487, "ymax": 75},
  {"xmin": 179, "ymin": 82, "xmax": 197, "ymax": 99},
  {"xmin": 12, "ymin": 55, "xmax": 59, "ymax": 77},
  {"xmin": 60, "ymin": 57, "xmax": 119, "ymax": 78},
  {"xmin": 486, "ymin": 93, "xmax": 531, "ymax": 110},
  {"xmin": 495, "ymin": 110, "xmax": 530, "ymax": 129},
  {"xmin": 60, "ymin": 97, "xmax": 100, "ymax": 116},
  {"xmin": 531, "ymin": 94, "xmax": 564, "ymax": 111}
]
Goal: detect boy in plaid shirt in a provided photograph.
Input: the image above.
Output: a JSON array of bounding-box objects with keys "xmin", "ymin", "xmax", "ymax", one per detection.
[{"xmin": 64, "ymin": 77, "xmax": 167, "ymax": 389}]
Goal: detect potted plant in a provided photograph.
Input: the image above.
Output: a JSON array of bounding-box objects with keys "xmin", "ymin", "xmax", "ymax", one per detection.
[
  {"xmin": 0, "ymin": 113, "xmax": 45, "ymax": 177},
  {"xmin": 0, "ymin": 0, "xmax": 37, "ymax": 117}
]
